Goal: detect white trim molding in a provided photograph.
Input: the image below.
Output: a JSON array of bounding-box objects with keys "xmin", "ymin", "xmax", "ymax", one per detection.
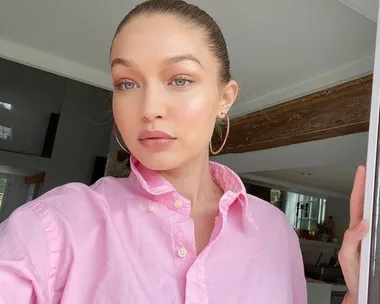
[{"xmin": 0, "ymin": 38, "xmax": 112, "ymax": 90}]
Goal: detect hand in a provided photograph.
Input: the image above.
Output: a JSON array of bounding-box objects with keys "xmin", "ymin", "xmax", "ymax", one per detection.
[{"xmin": 338, "ymin": 166, "xmax": 369, "ymax": 303}]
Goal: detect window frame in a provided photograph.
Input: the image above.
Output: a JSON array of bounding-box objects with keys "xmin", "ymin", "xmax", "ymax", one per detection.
[
  {"xmin": 0, "ymin": 173, "xmax": 12, "ymax": 220},
  {"xmin": 285, "ymin": 191, "xmax": 327, "ymax": 231}
]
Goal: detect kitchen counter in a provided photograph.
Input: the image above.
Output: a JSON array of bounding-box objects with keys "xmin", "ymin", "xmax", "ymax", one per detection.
[
  {"xmin": 331, "ymin": 284, "xmax": 348, "ymax": 293},
  {"xmin": 307, "ymin": 278, "xmax": 347, "ymax": 304}
]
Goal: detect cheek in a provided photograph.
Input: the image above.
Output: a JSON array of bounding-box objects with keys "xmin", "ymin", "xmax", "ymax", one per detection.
[
  {"xmin": 175, "ymin": 86, "xmax": 218, "ymax": 118},
  {"xmin": 112, "ymin": 96, "xmax": 138, "ymax": 137},
  {"xmin": 175, "ymin": 91, "xmax": 218, "ymax": 140},
  {"xmin": 181, "ymin": 106, "xmax": 213, "ymax": 126}
]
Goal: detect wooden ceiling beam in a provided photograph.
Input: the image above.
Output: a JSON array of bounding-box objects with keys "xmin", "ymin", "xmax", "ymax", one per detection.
[
  {"xmin": 217, "ymin": 74, "xmax": 372, "ymax": 155},
  {"xmin": 25, "ymin": 172, "xmax": 45, "ymax": 185}
]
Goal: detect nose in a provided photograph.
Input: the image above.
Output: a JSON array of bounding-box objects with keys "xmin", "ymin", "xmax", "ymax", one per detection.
[{"xmin": 140, "ymin": 85, "xmax": 167, "ymax": 121}]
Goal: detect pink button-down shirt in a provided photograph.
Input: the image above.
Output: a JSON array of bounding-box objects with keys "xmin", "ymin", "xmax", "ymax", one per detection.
[{"xmin": 0, "ymin": 157, "xmax": 307, "ymax": 303}]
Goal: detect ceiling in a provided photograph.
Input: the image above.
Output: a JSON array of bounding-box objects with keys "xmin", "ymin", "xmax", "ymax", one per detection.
[
  {"xmin": 337, "ymin": 0, "xmax": 379, "ymax": 22},
  {"xmin": 0, "ymin": 0, "xmax": 377, "ymax": 116},
  {"xmin": 214, "ymin": 132, "xmax": 369, "ymax": 198},
  {"xmin": 244, "ymin": 164, "xmax": 359, "ymax": 198}
]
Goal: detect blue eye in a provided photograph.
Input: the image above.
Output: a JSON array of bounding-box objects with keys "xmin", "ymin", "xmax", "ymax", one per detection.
[
  {"xmin": 115, "ymin": 80, "xmax": 137, "ymax": 91},
  {"xmin": 121, "ymin": 81, "xmax": 137, "ymax": 90},
  {"xmin": 123, "ymin": 82, "xmax": 136, "ymax": 89},
  {"xmin": 171, "ymin": 77, "xmax": 192, "ymax": 87}
]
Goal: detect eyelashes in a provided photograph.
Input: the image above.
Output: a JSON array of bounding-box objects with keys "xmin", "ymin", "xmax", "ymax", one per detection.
[
  {"xmin": 114, "ymin": 79, "xmax": 137, "ymax": 91},
  {"xmin": 113, "ymin": 75, "xmax": 195, "ymax": 91},
  {"xmin": 169, "ymin": 76, "xmax": 193, "ymax": 87}
]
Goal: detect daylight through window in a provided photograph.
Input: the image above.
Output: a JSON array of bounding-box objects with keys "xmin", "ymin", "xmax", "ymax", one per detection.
[
  {"xmin": 0, "ymin": 177, "xmax": 6, "ymax": 209},
  {"xmin": 0, "ymin": 125, "xmax": 12, "ymax": 140},
  {"xmin": 285, "ymin": 192, "xmax": 326, "ymax": 231},
  {"xmin": 0, "ymin": 102, "xmax": 13, "ymax": 111}
]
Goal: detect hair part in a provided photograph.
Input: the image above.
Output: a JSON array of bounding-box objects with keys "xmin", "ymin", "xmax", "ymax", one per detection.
[{"xmin": 111, "ymin": 0, "xmax": 231, "ymax": 84}]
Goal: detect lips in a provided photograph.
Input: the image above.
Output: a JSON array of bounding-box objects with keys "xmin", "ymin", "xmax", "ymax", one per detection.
[
  {"xmin": 138, "ymin": 130, "xmax": 175, "ymax": 140},
  {"xmin": 138, "ymin": 130, "xmax": 176, "ymax": 149}
]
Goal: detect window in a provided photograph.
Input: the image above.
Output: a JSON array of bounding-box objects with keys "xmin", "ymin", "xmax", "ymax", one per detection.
[
  {"xmin": 0, "ymin": 125, "xmax": 12, "ymax": 140},
  {"xmin": 285, "ymin": 191, "xmax": 326, "ymax": 231},
  {"xmin": 0, "ymin": 177, "xmax": 6, "ymax": 209},
  {"xmin": 0, "ymin": 102, "xmax": 13, "ymax": 111}
]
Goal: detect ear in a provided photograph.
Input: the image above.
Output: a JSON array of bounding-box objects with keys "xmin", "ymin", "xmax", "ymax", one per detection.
[{"xmin": 218, "ymin": 79, "xmax": 239, "ymax": 117}]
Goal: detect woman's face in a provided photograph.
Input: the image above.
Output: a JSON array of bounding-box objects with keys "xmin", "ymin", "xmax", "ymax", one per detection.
[{"xmin": 110, "ymin": 14, "xmax": 238, "ymax": 171}]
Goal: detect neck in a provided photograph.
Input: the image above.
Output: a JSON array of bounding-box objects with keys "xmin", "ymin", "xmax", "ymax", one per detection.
[{"xmin": 158, "ymin": 151, "xmax": 223, "ymax": 209}]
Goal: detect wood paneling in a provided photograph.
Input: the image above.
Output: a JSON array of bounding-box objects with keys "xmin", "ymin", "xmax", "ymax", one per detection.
[
  {"xmin": 219, "ymin": 75, "xmax": 372, "ymax": 155},
  {"xmin": 25, "ymin": 172, "xmax": 45, "ymax": 184}
]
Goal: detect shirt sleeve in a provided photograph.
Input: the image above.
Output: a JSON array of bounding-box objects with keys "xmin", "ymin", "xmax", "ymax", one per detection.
[
  {"xmin": 289, "ymin": 228, "xmax": 308, "ymax": 304},
  {"xmin": 0, "ymin": 203, "xmax": 53, "ymax": 303}
]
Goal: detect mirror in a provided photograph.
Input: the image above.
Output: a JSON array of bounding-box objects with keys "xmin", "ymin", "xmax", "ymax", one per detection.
[{"xmin": 207, "ymin": 1, "xmax": 377, "ymax": 303}]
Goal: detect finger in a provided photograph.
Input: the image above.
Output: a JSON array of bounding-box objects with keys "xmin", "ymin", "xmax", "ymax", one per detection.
[
  {"xmin": 349, "ymin": 166, "xmax": 366, "ymax": 228},
  {"xmin": 339, "ymin": 220, "xmax": 369, "ymax": 264}
]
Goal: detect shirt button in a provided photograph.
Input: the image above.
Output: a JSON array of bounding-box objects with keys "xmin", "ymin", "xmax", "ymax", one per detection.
[
  {"xmin": 174, "ymin": 200, "xmax": 184, "ymax": 208},
  {"xmin": 148, "ymin": 204, "xmax": 157, "ymax": 212},
  {"xmin": 177, "ymin": 247, "xmax": 187, "ymax": 258}
]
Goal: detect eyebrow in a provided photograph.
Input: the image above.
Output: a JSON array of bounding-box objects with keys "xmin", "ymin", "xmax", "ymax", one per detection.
[
  {"xmin": 110, "ymin": 54, "xmax": 204, "ymax": 70},
  {"xmin": 111, "ymin": 58, "xmax": 132, "ymax": 69},
  {"xmin": 163, "ymin": 54, "xmax": 204, "ymax": 69}
]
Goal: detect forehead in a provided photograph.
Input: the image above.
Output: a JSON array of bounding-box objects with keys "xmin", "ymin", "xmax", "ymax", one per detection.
[{"xmin": 111, "ymin": 14, "xmax": 214, "ymax": 68}]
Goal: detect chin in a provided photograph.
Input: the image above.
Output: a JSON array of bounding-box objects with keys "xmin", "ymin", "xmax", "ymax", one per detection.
[{"xmin": 133, "ymin": 151, "xmax": 184, "ymax": 172}]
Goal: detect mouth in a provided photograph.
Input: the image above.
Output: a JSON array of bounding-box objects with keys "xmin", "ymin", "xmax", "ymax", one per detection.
[{"xmin": 138, "ymin": 130, "xmax": 176, "ymax": 149}]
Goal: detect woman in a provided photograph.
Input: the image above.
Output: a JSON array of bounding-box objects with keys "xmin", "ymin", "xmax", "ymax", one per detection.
[{"xmin": 0, "ymin": 1, "xmax": 367, "ymax": 303}]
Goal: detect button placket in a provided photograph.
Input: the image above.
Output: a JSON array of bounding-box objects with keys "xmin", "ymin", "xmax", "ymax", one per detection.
[{"xmin": 185, "ymin": 258, "xmax": 208, "ymax": 303}]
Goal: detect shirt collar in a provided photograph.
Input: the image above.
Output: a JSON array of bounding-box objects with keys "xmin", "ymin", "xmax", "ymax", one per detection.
[
  {"xmin": 130, "ymin": 156, "xmax": 258, "ymax": 230},
  {"xmin": 129, "ymin": 155, "xmax": 254, "ymax": 226},
  {"xmin": 130, "ymin": 156, "xmax": 245, "ymax": 197}
]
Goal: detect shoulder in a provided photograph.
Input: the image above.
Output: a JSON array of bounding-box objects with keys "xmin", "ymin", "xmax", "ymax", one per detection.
[
  {"xmin": 244, "ymin": 194, "xmax": 302, "ymax": 260},
  {"xmin": 245, "ymin": 193, "xmax": 297, "ymax": 239},
  {"xmin": 38, "ymin": 176, "xmax": 126, "ymax": 201},
  {"xmin": 0, "ymin": 177, "xmax": 129, "ymax": 301},
  {"xmin": 3, "ymin": 174, "xmax": 133, "ymax": 231},
  {"xmin": 0, "ymin": 177, "xmax": 135, "ymax": 254},
  {"xmin": 246, "ymin": 193, "xmax": 288, "ymax": 224},
  {"xmin": 11, "ymin": 176, "xmax": 132, "ymax": 227},
  {"xmin": 34, "ymin": 176, "xmax": 128, "ymax": 206}
]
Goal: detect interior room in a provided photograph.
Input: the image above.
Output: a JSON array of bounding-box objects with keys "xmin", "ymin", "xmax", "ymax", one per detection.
[{"xmin": 0, "ymin": 0, "xmax": 378, "ymax": 303}]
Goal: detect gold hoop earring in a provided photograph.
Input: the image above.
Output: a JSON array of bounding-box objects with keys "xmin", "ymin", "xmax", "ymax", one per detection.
[
  {"xmin": 113, "ymin": 123, "xmax": 130, "ymax": 154},
  {"xmin": 210, "ymin": 113, "xmax": 230, "ymax": 155}
]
